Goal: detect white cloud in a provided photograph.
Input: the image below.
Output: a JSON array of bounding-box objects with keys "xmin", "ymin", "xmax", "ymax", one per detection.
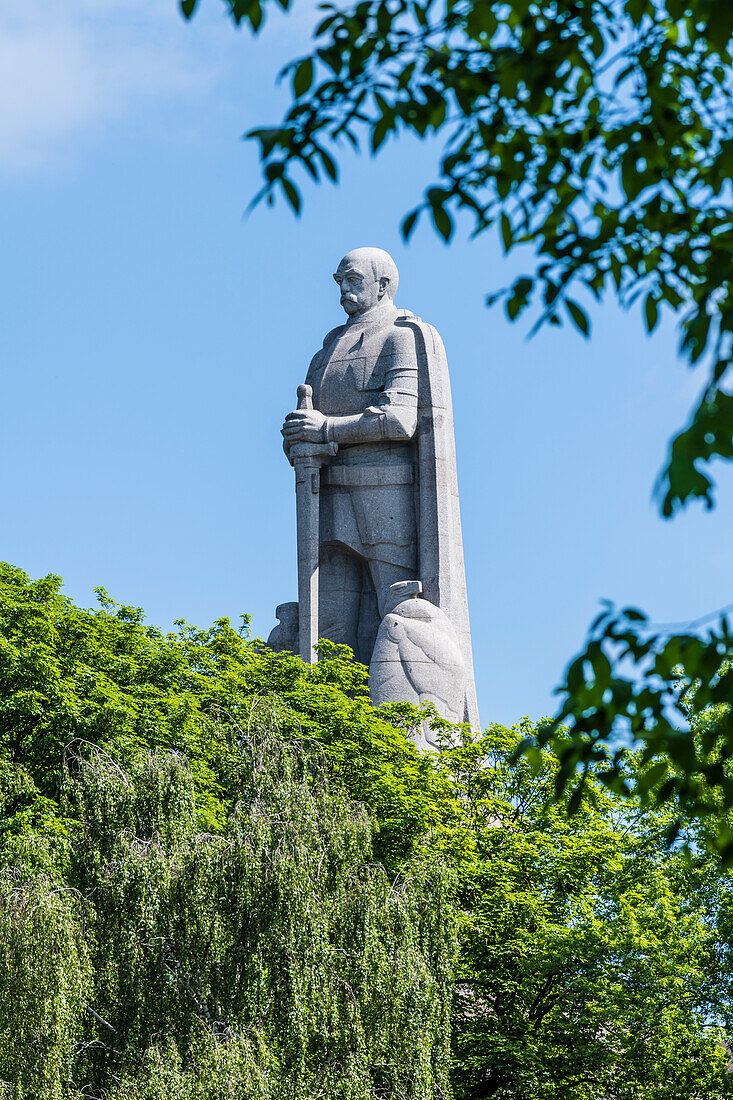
[{"xmin": 0, "ymin": 0, "xmax": 216, "ymax": 174}]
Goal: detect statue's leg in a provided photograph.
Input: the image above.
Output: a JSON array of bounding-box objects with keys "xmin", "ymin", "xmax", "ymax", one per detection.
[
  {"xmin": 350, "ymin": 485, "xmax": 418, "ymax": 623},
  {"xmin": 368, "ymin": 560, "xmax": 417, "ymax": 619},
  {"xmin": 318, "ymin": 548, "xmax": 363, "ymax": 655}
]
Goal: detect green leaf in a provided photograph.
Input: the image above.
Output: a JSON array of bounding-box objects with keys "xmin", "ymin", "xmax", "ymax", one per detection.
[
  {"xmin": 431, "ymin": 204, "xmax": 453, "ymax": 242},
  {"xmin": 500, "ymin": 213, "xmax": 512, "ymax": 253},
  {"xmin": 180, "ymin": 0, "xmax": 198, "ymax": 16},
  {"xmin": 372, "ymin": 115, "xmax": 391, "ymax": 152},
  {"xmin": 505, "ymin": 277, "xmax": 533, "ymax": 321},
  {"xmin": 293, "ymin": 58, "xmax": 314, "ymax": 98},
  {"xmin": 567, "ymin": 781, "xmax": 586, "ymax": 816},
  {"xmin": 623, "ymin": 608, "xmax": 647, "ymax": 622},
  {"xmin": 247, "ymin": 0, "xmax": 263, "ymax": 30},
  {"xmin": 401, "ymin": 209, "xmax": 420, "ymax": 240},
  {"xmin": 644, "ymin": 293, "xmax": 659, "ymax": 334},
  {"xmin": 638, "ymin": 760, "xmax": 669, "ymax": 795},
  {"xmin": 318, "ymin": 147, "xmax": 338, "ymax": 182},
  {"xmin": 566, "ymin": 299, "xmax": 590, "ymax": 336},
  {"xmin": 281, "ymin": 177, "xmax": 302, "ymax": 213}
]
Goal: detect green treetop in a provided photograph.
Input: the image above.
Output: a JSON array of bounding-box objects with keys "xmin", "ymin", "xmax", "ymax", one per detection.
[{"xmin": 2, "ymin": 563, "xmax": 733, "ymax": 1098}]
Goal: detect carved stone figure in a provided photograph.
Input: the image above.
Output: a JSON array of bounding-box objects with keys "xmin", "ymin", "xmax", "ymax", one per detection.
[
  {"xmin": 266, "ymin": 602, "xmax": 299, "ymax": 654},
  {"xmin": 369, "ymin": 581, "xmax": 466, "ymax": 750},
  {"xmin": 276, "ymin": 247, "xmax": 479, "ymax": 730}
]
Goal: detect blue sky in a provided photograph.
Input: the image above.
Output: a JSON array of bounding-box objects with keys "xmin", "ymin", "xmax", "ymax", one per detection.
[{"xmin": 1, "ymin": 0, "xmax": 728, "ymax": 725}]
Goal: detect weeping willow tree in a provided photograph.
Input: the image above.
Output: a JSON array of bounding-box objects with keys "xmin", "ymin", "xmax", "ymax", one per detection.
[{"xmin": 0, "ymin": 716, "xmax": 454, "ymax": 1100}]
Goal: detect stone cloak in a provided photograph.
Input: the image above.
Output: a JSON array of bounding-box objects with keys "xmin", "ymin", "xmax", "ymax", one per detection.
[{"xmin": 395, "ymin": 309, "xmax": 480, "ymax": 729}]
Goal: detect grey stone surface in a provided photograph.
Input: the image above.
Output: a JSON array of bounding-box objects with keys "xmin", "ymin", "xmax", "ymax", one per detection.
[
  {"xmin": 288, "ymin": 384, "xmax": 339, "ymax": 663},
  {"xmin": 369, "ymin": 582, "xmax": 466, "ymax": 751},
  {"xmin": 267, "ymin": 602, "xmax": 299, "ymax": 654},
  {"xmin": 276, "ymin": 247, "xmax": 479, "ymax": 732}
]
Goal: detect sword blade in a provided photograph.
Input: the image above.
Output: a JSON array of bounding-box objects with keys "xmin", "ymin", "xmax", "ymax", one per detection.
[{"xmin": 295, "ymin": 462, "xmax": 320, "ymax": 664}]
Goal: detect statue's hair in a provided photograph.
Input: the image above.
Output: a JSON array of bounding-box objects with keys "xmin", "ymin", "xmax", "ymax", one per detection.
[{"xmin": 335, "ymin": 247, "xmax": 399, "ymax": 299}]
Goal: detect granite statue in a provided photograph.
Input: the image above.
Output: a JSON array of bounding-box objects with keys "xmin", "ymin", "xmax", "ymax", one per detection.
[{"xmin": 274, "ymin": 246, "xmax": 479, "ymax": 731}]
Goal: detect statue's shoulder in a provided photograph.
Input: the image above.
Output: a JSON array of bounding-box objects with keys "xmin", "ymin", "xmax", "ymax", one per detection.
[
  {"xmin": 394, "ymin": 309, "xmax": 446, "ymax": 357},
  {"xmin": 321, "ymin": 324, "xmax": 345, "ymax": 349},
  {"xmin": 307, "ymin": 324, "xmax": 344, "ymax": 379}
]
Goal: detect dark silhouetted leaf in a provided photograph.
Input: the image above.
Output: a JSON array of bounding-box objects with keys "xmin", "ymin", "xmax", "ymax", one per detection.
[
  {"xmin": 566, "ymin": 299, "xmax": 590, "ymax": 336},
  {"xmin": 293, "ymin": 58, "xmax": 314, "ymax": 98}
]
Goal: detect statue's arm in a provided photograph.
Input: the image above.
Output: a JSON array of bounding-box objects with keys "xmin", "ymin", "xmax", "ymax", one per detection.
[
  {"xmin": 283, "ymin": 330, "xmax": 418, "ymax": 448},
  {"xmin": 324, "ymin": 334, "xmax": 419, "ymax": 446},
  {"xmin": 323, "ymin": 387, "xmax": 413, "ymax": 442}
]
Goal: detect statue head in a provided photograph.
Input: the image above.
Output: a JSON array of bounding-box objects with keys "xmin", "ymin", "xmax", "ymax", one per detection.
[{"xmin": 333, "ymin": 247, "xmax": 399, "ymax": 317}]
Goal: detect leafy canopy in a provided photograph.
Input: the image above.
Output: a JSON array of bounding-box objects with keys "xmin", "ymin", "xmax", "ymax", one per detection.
[
  {"xmin": 0, "ymin": 561, "xmax": 453, "ymax": 868},
  {"xmin": 3, "ymin": 563, "xmax": 733, "ymax": 1098},
  {"xmin": 3, "ymin": 733, "xmax": 453, "ymax": 1100},
  {"xmin": 442, "ymin": 726, "xmax": 733, "ymax": 1100}
]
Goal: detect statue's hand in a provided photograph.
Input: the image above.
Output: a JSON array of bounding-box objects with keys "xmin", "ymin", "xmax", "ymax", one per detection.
[{"xmin": 282, "ymin": 408, "xmax": 327, "ymax": 444}]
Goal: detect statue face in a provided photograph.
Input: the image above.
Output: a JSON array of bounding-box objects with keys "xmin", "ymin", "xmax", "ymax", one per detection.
[{"xmin": 333, "ymin": 260, "xmax": 382, "ymax": 317}]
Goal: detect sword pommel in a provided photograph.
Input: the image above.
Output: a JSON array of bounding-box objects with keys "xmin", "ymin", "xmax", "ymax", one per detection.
[{"xmin": 297, "ymin": 384, "xmax": 313, "ymax": 410}]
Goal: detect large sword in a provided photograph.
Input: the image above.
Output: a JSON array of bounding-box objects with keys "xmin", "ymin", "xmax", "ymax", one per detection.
[{"xmin": 288, "ymin": 384, "xmax": 337, "ymax": 664}]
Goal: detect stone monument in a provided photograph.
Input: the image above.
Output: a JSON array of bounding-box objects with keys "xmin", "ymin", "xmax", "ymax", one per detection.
[{"xmin": 268, "ymin": 247, "xmax": 479, "ymax": 745}]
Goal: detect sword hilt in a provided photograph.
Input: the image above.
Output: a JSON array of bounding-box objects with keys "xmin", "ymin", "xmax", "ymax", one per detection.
[
  {"xmin": 289, "ymin": 384, "xmax": 336, "ymax": 468},
  {"xmin": 297, "ymin": 384, "xmax": 313, "ymax": 411}
]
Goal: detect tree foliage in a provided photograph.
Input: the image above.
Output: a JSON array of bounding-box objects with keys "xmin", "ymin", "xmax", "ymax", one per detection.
[
  {"xmin": 3, "ymin": 564, "xmax": 733, "ymax": 1097},
  {"xmin": 525, "ymin": 603, "xmax": 733, "ymax": 861},
  {"xmin": 443, "ymin": 727, "xmax": 733, "ymax": 1099},
  {"xmin": 0, "ymin": 868, "xmax": 90, "ymax": 1099},
  {"xmin": 0, "ymin": 561, "xmax": 453, "ymax": 867},
  {"xmin": 3, "ymin": 730, "xmax": 453, "ymax": 1100}
]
